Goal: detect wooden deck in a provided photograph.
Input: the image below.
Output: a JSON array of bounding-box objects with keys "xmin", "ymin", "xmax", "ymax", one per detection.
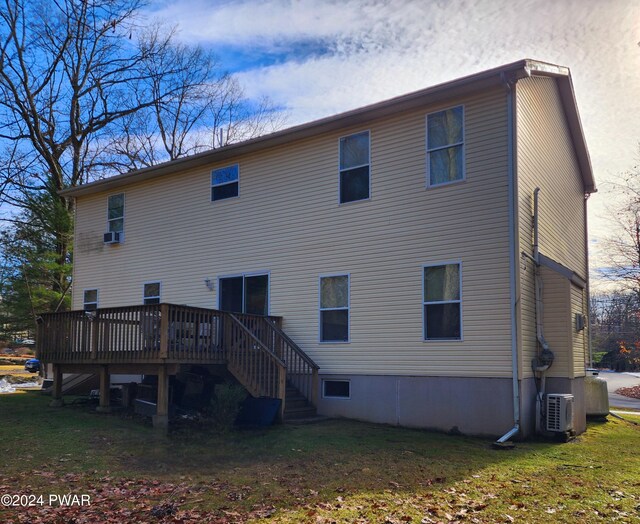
[{"xmin": 37, "ymin": 304, "xmax": 319, "ymax": 426}]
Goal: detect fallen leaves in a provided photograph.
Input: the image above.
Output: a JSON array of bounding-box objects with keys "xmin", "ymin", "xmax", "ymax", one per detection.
[{"xmin": 616, "ymin": 385, "xmax": 640, "ymax": 399}]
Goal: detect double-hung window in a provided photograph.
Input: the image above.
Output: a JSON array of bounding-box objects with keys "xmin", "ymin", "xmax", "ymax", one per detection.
[
  {"xmin": 423, "ymin": 263, "xmax": 462, "ymax": 340},
  {"xmin": 426, "ymin": 106, "xmax": 464, "ymax": 186},
  {"xmin": 107, "ymin": 194, "xmax": 124, "ymax": 236},
  {"xmin": 83, "ymin": 289, "xmax": 99, "ymax": 311},
  {"xmin": 211, "ymin": 164, "xmax": 239, "ymax": 201},
  {"xmin": 339, "ymin": 131, "xmax": 370, "ymax": 203},
  {"xmin": 319, "ymin": 274, "xmax": 349, "ymax": 342},
  {"xmin": 143, "ymin": 282, "xmax": 161, "ymax": 305}
]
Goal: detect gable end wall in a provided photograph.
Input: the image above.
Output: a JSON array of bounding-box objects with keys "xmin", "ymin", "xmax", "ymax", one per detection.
[{"xmin": 515, "ymin": 75, "xmax": 588, "ymax": 379}]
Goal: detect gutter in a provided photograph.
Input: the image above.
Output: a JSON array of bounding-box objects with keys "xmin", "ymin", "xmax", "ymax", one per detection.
[
  {"xmin": 60, "ymin": 59, "xmax": 595, "ymax": 198},
  {"xmin": 495, "ymin": 72, "xmax": 521, "ymax": 444}
]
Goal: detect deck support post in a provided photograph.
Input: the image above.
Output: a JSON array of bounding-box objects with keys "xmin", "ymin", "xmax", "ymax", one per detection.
[
  {"xmin": 96, "ymin": 365, "xmax": 111, "ymax": 413},
  {"xmin": 49, "ymin": 364, "xmax": 64, "ymax": 407},
  {"xmin": 277, "ymin": 367, "xmax": 286, "ymax": 423},
  {"xmin": 153, "ymin": 364, "xmax": 169, "ymax": 430},
  {"xmin": 311, "ymin": 368, "xmax": 319, "ymax": 407}
]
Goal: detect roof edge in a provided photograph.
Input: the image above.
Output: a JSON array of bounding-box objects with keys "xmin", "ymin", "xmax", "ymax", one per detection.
[{"xmin": 60, "ymin": 59, "xmax": 595, "ymax": 197}]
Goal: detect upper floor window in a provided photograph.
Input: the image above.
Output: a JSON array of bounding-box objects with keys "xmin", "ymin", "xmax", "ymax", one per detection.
[
  {"xmin": 320, "ymin": 274, "xmax": 349, "ymax": 342},
  {"xmin": 143, "ymin": 282, "xmax": 161, "ymax": 305},
  {"xmin": 83, "ymin": 289, "xmax": 98, "ymax": 311},
  {"xmin": 339, "ymin": 131, "xmax": 370, "ymax": 203},
  {"xmin": 426, "ymin": 106, "xmax": 464, "ymax": 187},
  {"xmin": 211, "ymin": 164, "xmax": 239, "ymax": 201},
  {"xmin": 423, "ymin": 263, "xmax": 462, "ymax": 340},
  {"xmin": 108, "ymin": 194, "xmax": 124, "ymax": 234}
]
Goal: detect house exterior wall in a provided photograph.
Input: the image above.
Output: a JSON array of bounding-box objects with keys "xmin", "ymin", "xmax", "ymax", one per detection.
[
  {"xmin": 540, "ymin": 266, "xmax": 572, "ymax": 378},
  {"xmin": 72, "ymin": 87, "xmax": 513, "ymax": 380},
  {"xmin": 514, "ymin": 76, "xmax": 588, "ymax": 381},
  {"xmin": 571, "ymin": 283, "xmax": 587, "ymax": 377},
  {"xmin": 318, "ymin": 374, "xmax": 514, "ymax": 437}
]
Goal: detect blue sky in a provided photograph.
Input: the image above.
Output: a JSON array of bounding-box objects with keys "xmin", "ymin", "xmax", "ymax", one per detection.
[{"xmin": 147, "ymin": 0, "xmax": 639, "ymax": 286}]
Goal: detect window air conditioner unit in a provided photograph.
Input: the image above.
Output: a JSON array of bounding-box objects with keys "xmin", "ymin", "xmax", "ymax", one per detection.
[
  {"xmin": 546, "ymin": 393, "xmax": 574, "ymax": 432},
  {"xmin": 103, "ymin": 231, "xmax": 121, "ymax": 244}
]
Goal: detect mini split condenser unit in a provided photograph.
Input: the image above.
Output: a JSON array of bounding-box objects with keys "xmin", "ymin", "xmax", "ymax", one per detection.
[
  {"xmin": 546, "ymin": 393, "xmax": 574, "ymax": 432},
  {"xmin": 103, "ymin": 231, "xmax": 121, "ymax": 244}
]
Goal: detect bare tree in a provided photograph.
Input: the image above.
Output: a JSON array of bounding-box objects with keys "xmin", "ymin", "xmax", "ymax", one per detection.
[
  {"xmin": 0, "ymin": 0, "xmax": 185, "ymax": 296},
  {"xmin": 0, "ymin": 0, "xmax": 285, "ymax": 329},
  {"xmin": 108, "ymin": 46, "xmax": 286, "ymax": 172},
  {"xmin": 602, "ymin": 161, "xmax": 640, "ymax": 295}
]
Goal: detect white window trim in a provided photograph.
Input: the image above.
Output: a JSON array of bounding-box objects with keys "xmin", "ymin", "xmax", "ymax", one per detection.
[
  {"xmin": 422, "ymin": 260, "xmax": 463, "ymax": 342},
  {"xmin": 83, "ymin": 288, "xmax": 99, "ymax": 310},
  {"xmin": 106, "ymin": 193, "xmax": 125, "ymax": 240},
  {"xmin": 425, "ymin": 105, "xmax": 465, "ymax": 189},
  {"xmin": 211, "ymin": 164, "xmax": 240, "ymax": 202},
  {"xmin": 338, "ymin": 130, "xmax": 371, "ymax": 205},
  {"xmin": 318, "ymin": 273, "xmax": 351, "ymax": 344},
  {"xmin": 217, "ymin": 270, "xmax": 270, "ymax": 315},
  {"xmin": 142, "ymin": 281, "xmax": 162, "ymax": 305},
  {"xmin": 321, "ymin": 378, "xmax": 351, "ymax": 400}
]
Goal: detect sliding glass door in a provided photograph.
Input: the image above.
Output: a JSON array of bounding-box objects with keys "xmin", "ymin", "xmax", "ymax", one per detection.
[{"xmin": 219, "ymin": 274, "xmax": 269, "ymax": 315}]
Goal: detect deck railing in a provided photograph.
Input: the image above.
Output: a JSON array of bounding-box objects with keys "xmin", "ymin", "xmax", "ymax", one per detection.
[
  {"xmin": 232, "ymin": 313, "xmax": 319, "ymax": 405},
  {"xmin": 225, "ymin": 314, "xmax": 286, "ymax": 400},
  {"xmin": 37, "ymin": 304, "xmax": 318, "ymax": 407},
  {"xmin": 37, "ymin": 304, "xmax": 227, "ymax": 364}
]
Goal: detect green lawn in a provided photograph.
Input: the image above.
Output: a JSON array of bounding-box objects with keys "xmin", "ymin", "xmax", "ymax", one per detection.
[{"xmin": 0, "ymin": 392, "xmax": 638, "ymax": 523}]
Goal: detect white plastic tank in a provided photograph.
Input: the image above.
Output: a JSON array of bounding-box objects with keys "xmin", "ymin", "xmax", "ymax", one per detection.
[{"xmin": 585, "ymin": 369, "xmax": 609, "ymax": 417}]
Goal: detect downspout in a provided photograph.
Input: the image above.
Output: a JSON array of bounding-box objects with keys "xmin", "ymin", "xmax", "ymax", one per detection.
[
  {"xmin": 495, "ymin": 73, "xmax": 520, "ymax": 444},
  {"xmin": 584, "ymin": 193, "xmax": 593, "ymax": 367},
  {"xmin": 532, "ymin": 188, "xmax": 554, "ymax": 434}
]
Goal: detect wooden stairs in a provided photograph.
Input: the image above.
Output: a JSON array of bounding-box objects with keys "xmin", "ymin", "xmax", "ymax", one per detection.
[{"xmin": 284, "ymin": 382, "xmax": 317, "ymax": 420}]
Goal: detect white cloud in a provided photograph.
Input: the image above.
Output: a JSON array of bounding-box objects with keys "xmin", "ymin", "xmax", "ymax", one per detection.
[
  {"xmin": 150, "ymin": 0, "xmax": 640, "ymax": 281},
  {"xmin": 150, "ymin": 0, "xmax": 389, "ymax": 49}
]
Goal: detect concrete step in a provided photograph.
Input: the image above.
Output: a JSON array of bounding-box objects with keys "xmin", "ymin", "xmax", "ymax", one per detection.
[
  {"xmin": 284, "ymin": 404, "xmax": 317, "ymax": 420},
  {"xmin": 285, "ymin": 396, "xmax": 310, "ymax": 409}
]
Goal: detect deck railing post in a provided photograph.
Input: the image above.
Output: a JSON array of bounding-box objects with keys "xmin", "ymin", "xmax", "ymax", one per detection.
[
  {"xmin": 311, "ymin": 368, "xmax": 319, "ymax": 407},
  {"xmin": 91, "ymin": 312, "xmax": 99, "ymax": 360},
  {"xmin": 159, "ymin": 304, "xmax": 169, "ymax": 359},
  {"xmin": 223, "ymin": 313, "xmax": 232, "ymax": 360},
  {"xmin": 277, "ymin": 365, "xmax": 286, "ymax": 422}
]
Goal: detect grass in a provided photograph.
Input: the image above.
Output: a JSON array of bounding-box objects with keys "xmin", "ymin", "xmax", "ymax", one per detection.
[
  {"xmin": 0, "ymin": 365, "xmax": 28, "ymax": 373},
  {"xmin": 0, "ymin": 392, "xmax": 639, "ymax": 523}
]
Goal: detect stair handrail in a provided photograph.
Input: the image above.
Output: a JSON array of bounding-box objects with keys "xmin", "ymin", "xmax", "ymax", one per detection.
[
  {"xmin": 230, "ymin": 312, "xmax": 320, "ymax": 409},
  {"xmin": 263, "ymin": 318, "xmax": 319, "ymax": 370},
  {"xmin": 227, "ymin": 313, "xmax": 287, "ymax": 368}
]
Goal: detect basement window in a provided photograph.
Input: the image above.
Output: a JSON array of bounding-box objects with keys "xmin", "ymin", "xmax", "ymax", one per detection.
[{"xmin": 322, "ymin": 380, "xmax": 350, "ymax": 399}]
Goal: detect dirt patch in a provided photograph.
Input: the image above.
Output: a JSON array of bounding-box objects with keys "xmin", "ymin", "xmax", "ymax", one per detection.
[{"xmin": 616, "ymin": 385, "xmax": 640, "ymax": 399}]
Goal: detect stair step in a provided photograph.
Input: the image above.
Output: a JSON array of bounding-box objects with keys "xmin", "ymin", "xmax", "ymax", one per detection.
[
  {"xmin": 285, "ymin": 397, "xmax": 310, "ymax": 409},
  {"xmin": 284, "ymin": 405, "xmax": 317, "ymax": 419}
]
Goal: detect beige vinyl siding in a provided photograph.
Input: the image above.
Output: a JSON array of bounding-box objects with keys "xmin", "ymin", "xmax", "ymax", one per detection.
[
  {"xmin": 515, "ymin": 76, "xmax": 588, "ymax": 379},
  {"xmin": 72, "ymin": 87, "xmax": 512, "ymax": 377},
  {"xmin": 540, "ymin": 266, "xmax": 571, "ymax": 378},
  {"xmin": 571, "ymin": 284, "xmax": 587, "ymax": 377}
]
